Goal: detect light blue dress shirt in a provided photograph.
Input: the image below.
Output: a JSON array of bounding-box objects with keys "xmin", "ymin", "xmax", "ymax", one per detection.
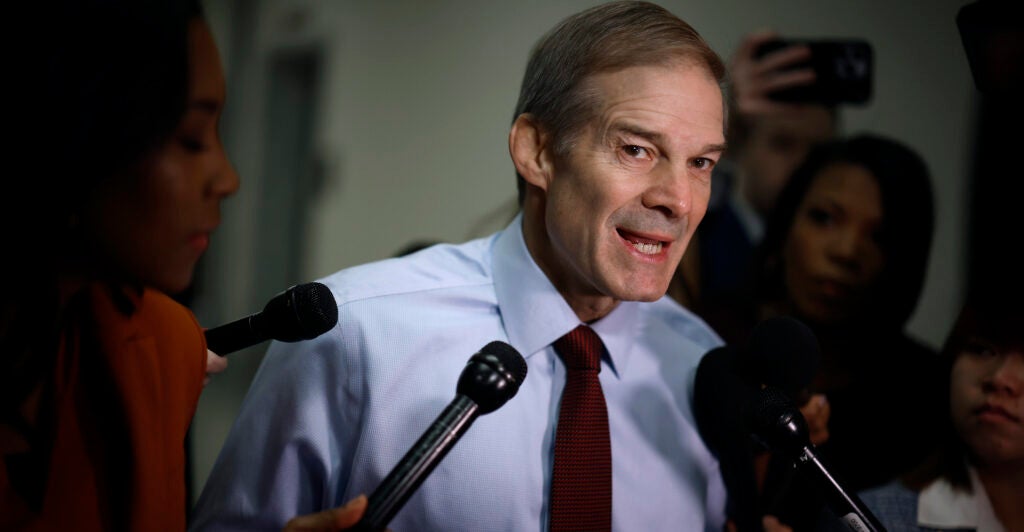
[{"xmin": 191, "ymin": 215, "xmax": 727, "ymax": 531}]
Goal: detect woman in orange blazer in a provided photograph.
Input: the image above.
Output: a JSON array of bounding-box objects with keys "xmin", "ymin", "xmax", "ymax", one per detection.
[{"xmin": 0, "ymin": 1, "xmax": 237, "ymax": 529}]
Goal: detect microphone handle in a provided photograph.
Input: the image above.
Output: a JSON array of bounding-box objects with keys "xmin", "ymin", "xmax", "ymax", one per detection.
[
  {"xmin": 798, "ymin": 447, "xmax": 886, "ymax": 532},
  {"xmin": 354, "ymin": 394, "xmax": 480, "ymax": 531},
  {"xmin": 204, "ymin": 313, "xmax": 267, "ymax": 354}
]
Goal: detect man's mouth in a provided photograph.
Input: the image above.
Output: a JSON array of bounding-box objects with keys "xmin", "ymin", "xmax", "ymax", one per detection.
[{"xmin": 617, "ymin": 228, "xmax": 668, "ymax": 256}]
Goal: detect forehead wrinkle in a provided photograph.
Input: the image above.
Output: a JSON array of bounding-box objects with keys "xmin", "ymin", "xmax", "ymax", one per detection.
[
  {"xmin": 599, "ymin": 115, "xmax": 725, "ymax": 158},
  {"xmin": 592, "ymin": 76, "xmax": 722, "ymax": 120},
  {"xmin": 603, "ymin": 122, "xmax": 666, "ymax": 145},
  {"xmin": 581, "ymin": 65, "xmax": 725, "ymax": 157}
]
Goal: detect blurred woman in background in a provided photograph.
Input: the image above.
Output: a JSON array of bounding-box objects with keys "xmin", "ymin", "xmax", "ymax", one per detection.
[
  {"xmin": 858, "ymin": 289, "xmax": 1023, "ymax": 531},
  {"xmin": 1, "ymin": 0, "xmax": 238, "ymax": 528},
  {"xmin": 702, "ymin": 134, "xmax": 945, "ymax": 529}
]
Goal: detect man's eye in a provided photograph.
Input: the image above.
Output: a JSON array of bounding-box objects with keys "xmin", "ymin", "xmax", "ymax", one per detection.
[
  {"xmin": 621, "ymin": 145, "xmax": 650, "ymax": 159},
  {"xmin": 692, "ymin": 157, "xmax": 715, "ymax": 170}
]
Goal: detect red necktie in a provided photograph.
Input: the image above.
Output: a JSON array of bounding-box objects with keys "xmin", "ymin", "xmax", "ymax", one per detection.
[{"xmin": 549, "ymin": 325, "xmax": 612, "ymax": 532}]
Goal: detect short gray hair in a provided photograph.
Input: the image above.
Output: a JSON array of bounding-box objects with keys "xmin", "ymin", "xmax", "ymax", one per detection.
[{"xmin": 513, "ymin": 1, "xmax": 726, "ymax": 204}]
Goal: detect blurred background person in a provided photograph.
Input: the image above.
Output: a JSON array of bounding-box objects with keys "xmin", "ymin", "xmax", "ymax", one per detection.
[
  {"xmin": 855, "ymin": 288, "xmax": 1023, "ymax": 531},
  {"xmin": 670, "ymin": 30, "xmax": 838, "ymax": 312},
  {"xmin": 1, "ymin": 0, "xmax": 238, "ymax": 529},
  {"xmin": 704, "ymin": 134, "xmax": 944, "ymax": 529}
]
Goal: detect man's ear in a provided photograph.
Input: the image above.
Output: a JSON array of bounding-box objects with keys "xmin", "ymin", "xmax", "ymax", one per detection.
[{"xmin": 509, "ymin": 113, "xmax": 555, "ymax": 191}]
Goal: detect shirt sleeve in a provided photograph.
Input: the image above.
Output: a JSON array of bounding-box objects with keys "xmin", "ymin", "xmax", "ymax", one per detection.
[
  {"xmin": 189, "ymin": 324, "xmax": 361, "ymax": 531},
  {"xmin": 704, "ymin": 458, "xmax": 728, "ymax": 532}
]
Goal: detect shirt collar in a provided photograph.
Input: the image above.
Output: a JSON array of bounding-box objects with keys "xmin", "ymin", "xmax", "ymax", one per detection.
[
  {"xmin": 492, "ymin": 214, "xmax": 639, "ymax": 378},
  {"xmin": 917, "ymin": 464, "xmax": 1004, "ymax": 531}
]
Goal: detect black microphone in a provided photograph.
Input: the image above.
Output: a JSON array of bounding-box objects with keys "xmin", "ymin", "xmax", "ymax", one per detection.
[
  {"xmin": 693, "ymin": 316, "xmax": 821, "ymax": 532},
  {"xmin": 749, "ymin": 386, "xmax": 886, "ymax": 532},
  {"xmin": 693, "ymin": 345, "xmax": 763, "ymax": 532},
  {"xmin": 204, "ymin": 282, "xmax": 339, "ymax": 354},
  {"xmin": 739, "ymin": 316, "xmax": 820, "ymax": 401},
  {"xmin": 353, "ymin": 341, "xmax": 528, "ymax": 532}
]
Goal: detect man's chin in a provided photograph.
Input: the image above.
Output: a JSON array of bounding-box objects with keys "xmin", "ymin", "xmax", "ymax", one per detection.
[{"xmin": 609, "ymin": 281, "xmax": 671, "ymax": 303}]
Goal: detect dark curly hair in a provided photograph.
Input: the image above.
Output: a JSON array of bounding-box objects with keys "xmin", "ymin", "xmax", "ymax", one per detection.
[
  {"xmin": 756, "ymin": 133, "xmax": 935, "ymax": 332},
  {"xmin": 2, "ymin": 0, "xmax": 204, "ymax": 473}
]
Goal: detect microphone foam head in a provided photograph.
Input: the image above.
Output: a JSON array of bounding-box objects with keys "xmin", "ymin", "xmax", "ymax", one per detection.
[
  {"xmin": 264, "ymin": 282, "xmax": 339, "ymax": 342},
  {"xmin": 743, "ymin": 316, "xmax": 820, "ymax": 398},
  {"xmin": 457, "ymin": 341, "xmax": 528, "ymax": 414},
  {"xmin": 748, "ymin": 386, "xmax": 810, "ymax": 455},
  {"xmin": 693, "ymin": 346, "xmax": 754, "ymax": 454}
]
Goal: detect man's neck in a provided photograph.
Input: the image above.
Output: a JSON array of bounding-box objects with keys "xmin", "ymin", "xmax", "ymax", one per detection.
[
  {"xmin": 563, "ymin": 294, "xmax": 619, "ymax": 324},
  {"xmin": 520, "ymin": 201, "xmax": 619, "ymax": 324}
]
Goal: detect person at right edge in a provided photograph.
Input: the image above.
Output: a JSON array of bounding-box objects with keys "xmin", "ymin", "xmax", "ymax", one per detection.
[{"xmin": 848, "ymin": 288, "xmax": 1024, "ymax": 532}]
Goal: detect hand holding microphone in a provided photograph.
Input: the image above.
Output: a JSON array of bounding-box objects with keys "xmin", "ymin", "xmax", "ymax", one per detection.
[
  {"xmin": 693, "ymin": 316, "xmax": 822, "ymax": 532},
  {"xmin": 799, "ymin": 394, "xmax": 830, "ymax": 446},
  {"xmin": 748, "ymin": 386, "xmax": 885, "ymax": 532},
  {"xmin": 204, "ymin": 349, "xmax": 228, "ymax": 387},
  {"xmin": 202, "ymin": 282, "xmax": 338, "ymax": 388},
  {"xmin": 283, "ymin": 495, "xmax": 371, "ymax": 532}
]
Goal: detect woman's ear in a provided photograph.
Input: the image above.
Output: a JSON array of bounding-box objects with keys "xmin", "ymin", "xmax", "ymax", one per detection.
[{"xmin": 509, "ymin": 113, "xmax": 555, "ymax": 191}]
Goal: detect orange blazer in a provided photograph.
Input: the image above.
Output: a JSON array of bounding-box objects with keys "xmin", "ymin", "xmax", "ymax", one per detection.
[{"xmin": 1, "ymin": 283, "xmax": 206, "ymax": 531}]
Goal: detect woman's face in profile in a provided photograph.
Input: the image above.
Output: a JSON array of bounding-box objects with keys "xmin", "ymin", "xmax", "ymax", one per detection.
[
  {"xmin": 83, "ymin": 20, "xmax": 239, "ymax": 294},
  {"xmin": 782, "ymin": 163, "xmax": 885, "ymax": 325}
]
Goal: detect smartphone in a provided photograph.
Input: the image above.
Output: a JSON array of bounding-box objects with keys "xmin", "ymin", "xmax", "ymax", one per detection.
[{"xmin": 754, "ymin": 39, "xmax": 873, "ymax": 105}]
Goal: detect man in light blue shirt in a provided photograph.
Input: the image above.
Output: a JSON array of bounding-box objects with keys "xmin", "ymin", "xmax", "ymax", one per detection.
[{"xmin": 192, "ymin": 2, "xmax": 730, "ymax": 530}]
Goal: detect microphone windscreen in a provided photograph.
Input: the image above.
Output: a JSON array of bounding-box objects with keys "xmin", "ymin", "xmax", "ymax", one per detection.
[
  {"xmin": 743, "ymin": 316, "xmax": 820, "ymax": 397},
  {"xmin": 457, "ymin": 341, "xmax": 527, "ymax": 414},
  {"xmin": 263, "ymin": 282, "xmax": 339, "ymax": 342},
  {"xmin": 482, "ymin": 340, "xmax": 528, "ymax": 383},
  {"xmin": 694, "ymin": 345, "xmax": 765, "ymax": 531},
  {"xmin": 693, "ymin": 346, "xmax": 754, "ymax": 454},
  {"xmin": 749, "ymin": 385, "xmax": 810, "ymax": 454}
]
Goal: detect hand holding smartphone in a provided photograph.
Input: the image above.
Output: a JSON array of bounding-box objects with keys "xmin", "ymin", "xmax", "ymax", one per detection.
[{"xmin": 754, "ymin": 38, "xmax": 873, "ymax": 105}]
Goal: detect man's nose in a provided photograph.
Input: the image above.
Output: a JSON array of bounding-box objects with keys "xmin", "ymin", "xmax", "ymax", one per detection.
[{"xmin": 641, "ymin": 165, "xmax": 692, "ymax": 219}]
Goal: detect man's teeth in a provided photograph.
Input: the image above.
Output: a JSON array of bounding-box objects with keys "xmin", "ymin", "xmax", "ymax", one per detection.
[{"xmin": 631, "ymin": 241, "xmax": 662, "ymax": 255}]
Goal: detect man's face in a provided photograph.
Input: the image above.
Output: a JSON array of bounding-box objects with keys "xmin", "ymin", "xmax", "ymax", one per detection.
[
  {"xmin": 527, "ymin": 63, "xmax": 725, "ymax": 318},
  {"xmin": 739, "ymin": 106, "xmax": 834, "ymax": 218}
]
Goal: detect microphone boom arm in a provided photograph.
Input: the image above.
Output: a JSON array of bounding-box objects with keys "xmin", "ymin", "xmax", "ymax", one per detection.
[{"xmin": 797, "ymin": 447, "xmax": 885, "ymax": 532}]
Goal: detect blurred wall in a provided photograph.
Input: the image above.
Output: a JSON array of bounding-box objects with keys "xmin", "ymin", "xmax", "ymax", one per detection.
[{"xmin": 192, "ymin": 0, "xmax": 975, "ymax": 503}]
